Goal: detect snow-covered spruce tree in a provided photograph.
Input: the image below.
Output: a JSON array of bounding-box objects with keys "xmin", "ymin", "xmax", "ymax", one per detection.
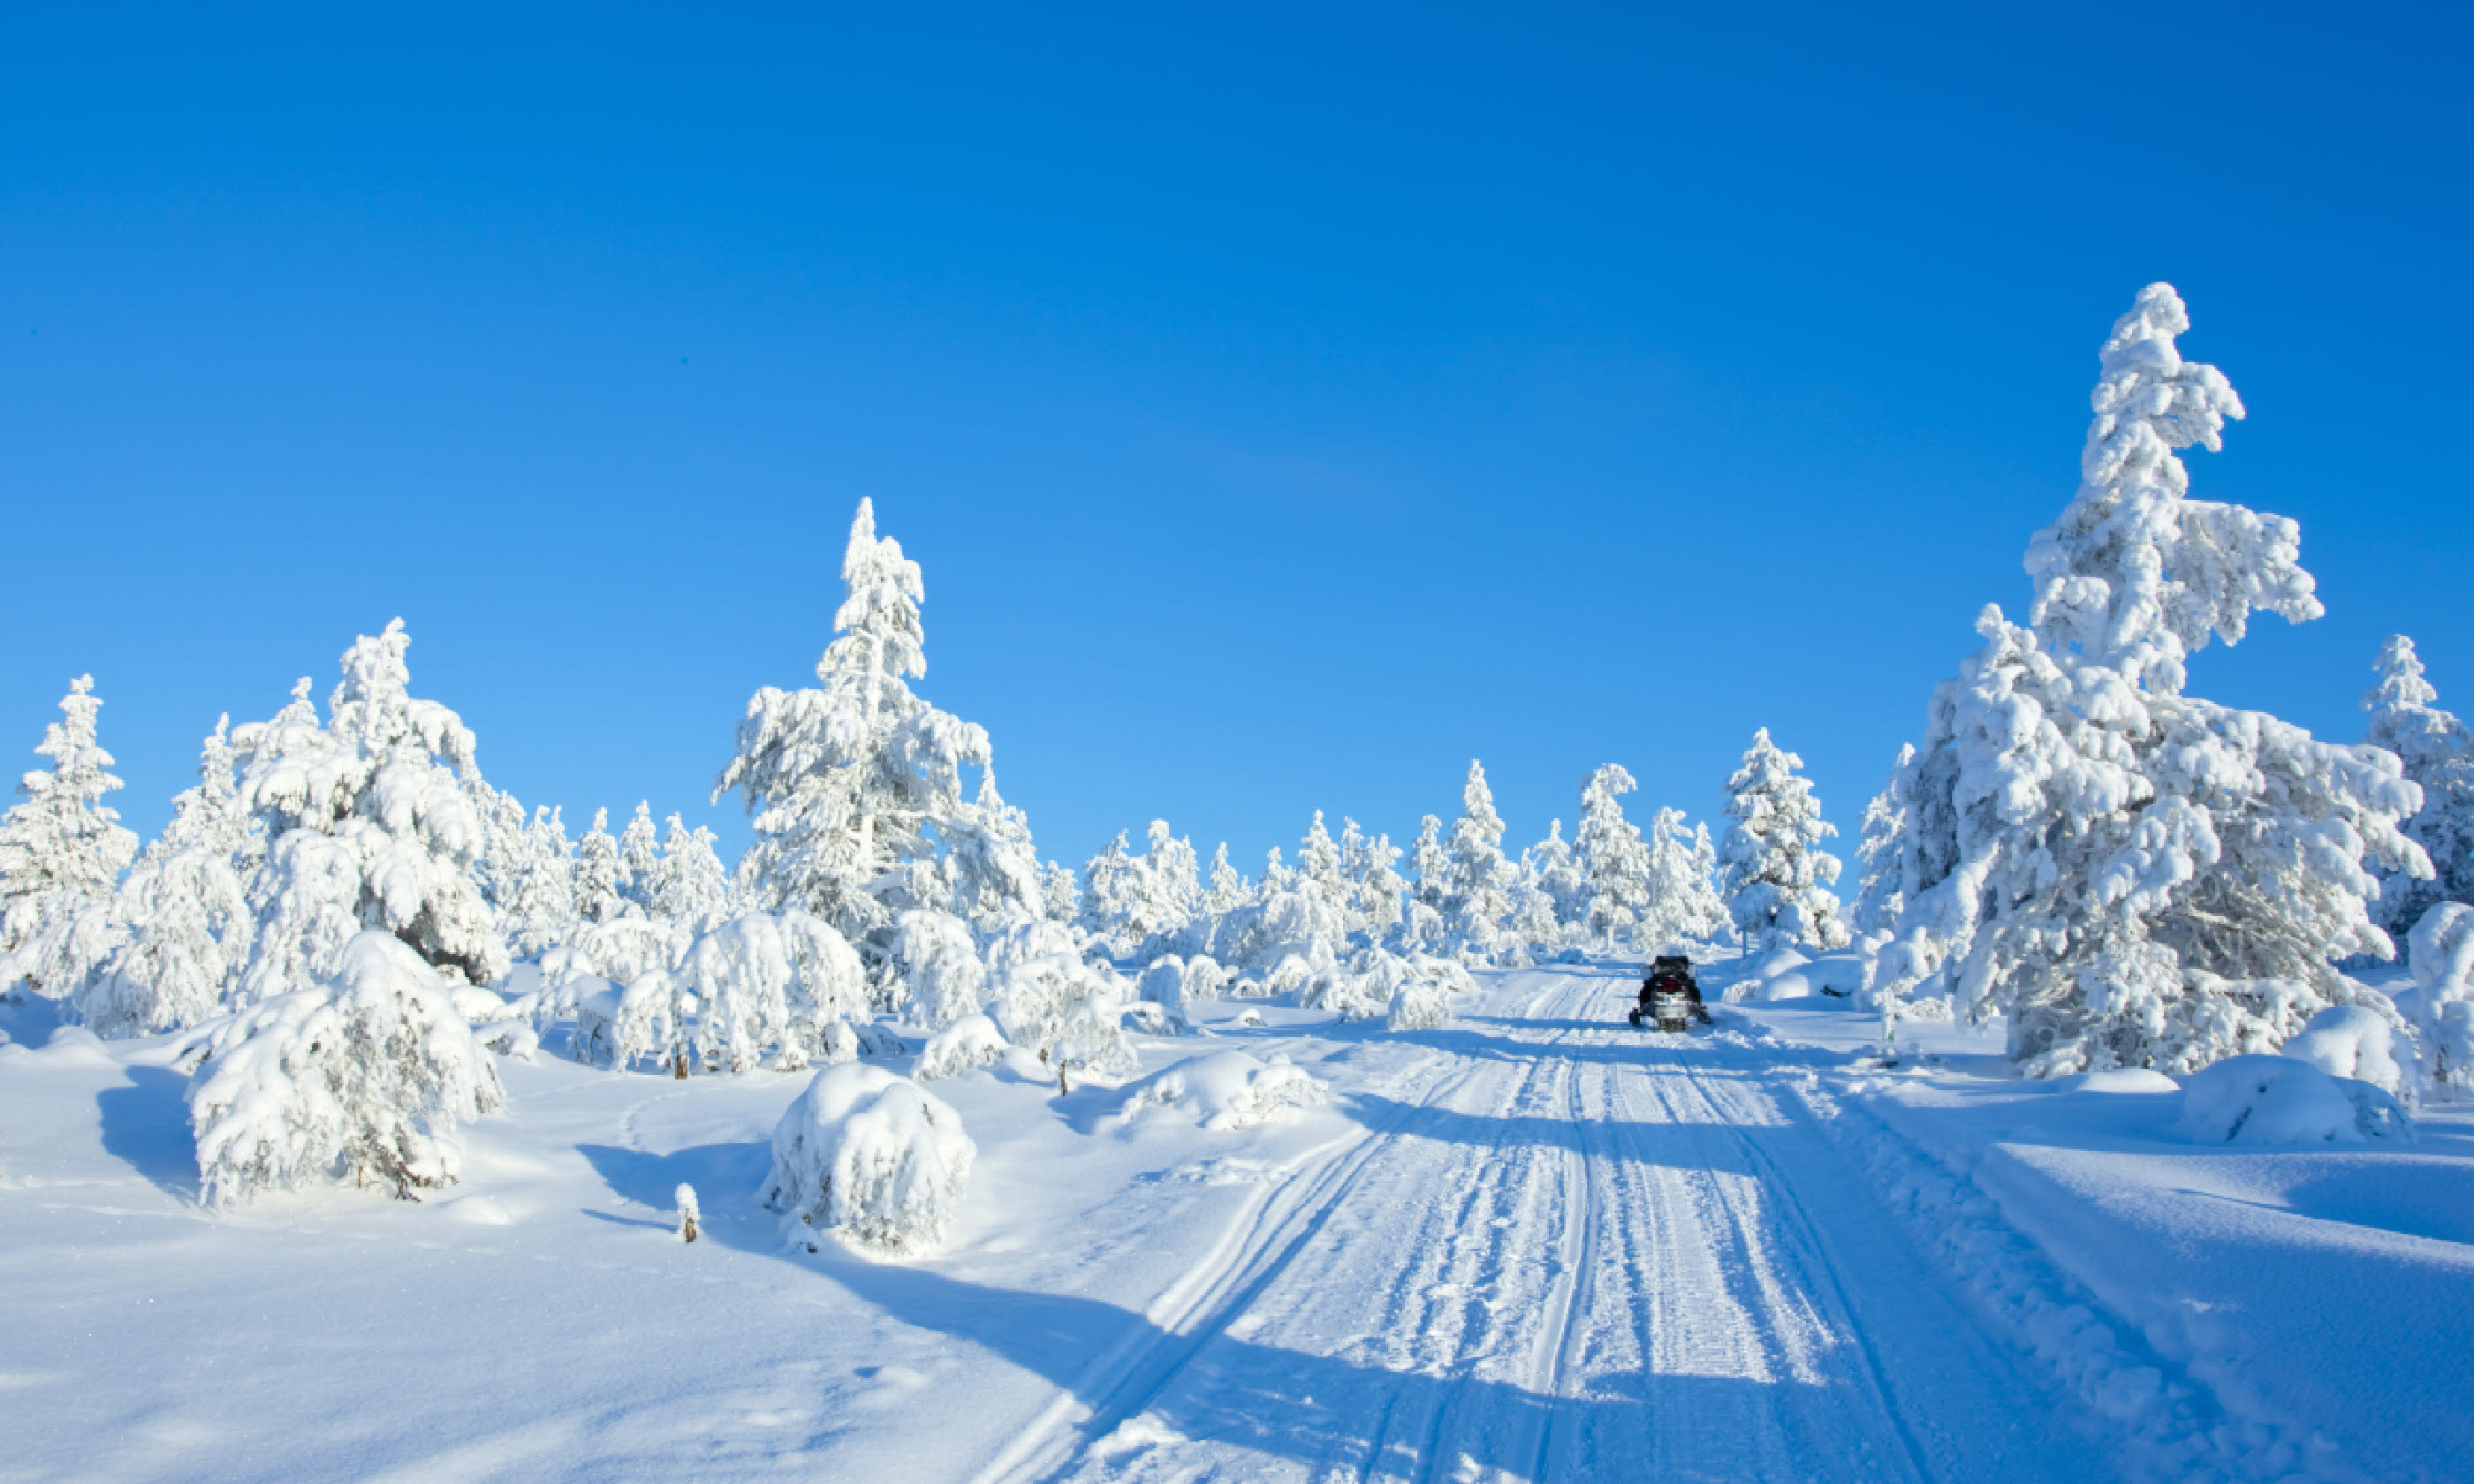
[
  {"xmin": 1525, "ymin": 820, "xmax": 1585, "ymax": 930},
  {"xmin": 616, "ymin": 802, "xmax": 661, "ymax": 912},
  {"xmin": 1124, "ymin": 820, "xmax": 1202, "ymax": 955},
  {"xmin": 897, "ymin": 908, "xmax": 987, "ymax": 1028},
  {"xmin": 1719, "ymin": 729, "xmax": 1848, "ymax": 954},
  {"xmin": 80, "ymin": 719, "xmax": 258, "ymax": 1037},
  {"xmin": 1353, "ymin": 827, "xmax": 1406, "ymax": 938},
  {"xmin": 1574, "ymin": 765, "xmax": 1651, "ymax": 949},
  {"xmin": 715, "ymin": 499, "xmax": 1032, "ymax": 983},
  {"xmin": 1851, "ymin": 743, "xmax": 1917, "ymax": 937},
  {"xmin": 1297, "ymin": 812, "xmax": 1351, "ymax": 922},
  {"xmin": 1078, "ymin": 831, "xmax": 1138, "ymax": 953},
  {"xmin": 2362, "ymin": 636, "xmax": 2474, "ymax": 939},
  {"xmin": 229, "ymin": 625, "xmax": 509, "ymax": 1003},
  {"xmin": 0, "ymin": 677, "xmax": 140, "ymax": 1000},
  {"xmin": 1872, "ymin": 284, "xmax": 2425, "ymax": 1075},
  {"xmin": 947, "ymin": 769, "xmax": 1045, "ymax": 935},
  {"xmin": 189, "ymin": 929, "xmax": 505, "ymax": 1206},
  {"xmin": 649, "ymin": 813, "xmax": 730, "ymax": 935},
  {"xmin": 677, "ymin": 907, "xmax": 869, "ymax": 1072},
  {"xmin": 1038, "ymin": 859, "xmax": 1079, "ymax": 923},
  {"xmin": 1643, "ymin": 806, "xmax": 1729, "ymax": 950},
  {"xmin": 573, "ymin": 808, "xmax": 626, "ymax": 925},
  {"xmin": 985, "ymin": 917, "xmax": 1136, "ymax": 1081},
  {"xmin": 500, "ymin": 806, "xmax": 576, "ymax": 958},
  {"xmin": 1445, "ymin": 761, "xmax": 1516, "ymax": 961},
  {"xmin": 1203, "ymin": 843, "xmax": 1247, "ymax": 914},
  {"xmin": 464, "ymin": 776, "xmax": 531, "ymax": 931}
]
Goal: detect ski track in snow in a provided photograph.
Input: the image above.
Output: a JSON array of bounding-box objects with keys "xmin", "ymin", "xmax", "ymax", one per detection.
[{"xmin": 1006, "ymin": 971, "xmax": 2113, "ymax": 1484}]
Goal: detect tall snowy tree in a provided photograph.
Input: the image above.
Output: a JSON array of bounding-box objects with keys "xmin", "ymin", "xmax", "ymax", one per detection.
[
  {"xmin": 1719, "ymin": 729, "xmax": 1848, "ymax": 954},
  {"xmin": 502, "ymin": 806, "xmax": 576, "ymax": 958},
  {"xmin": 1354, "ymin": 829, "xmax": 1406, "ymax": 937},
  {"xmin": 1203, "ymin": 843, "xmax": 1247, "ymax": 913},
  {"xmin": 80, "ymin": 718, "xmax": 258, "ymax": 1036},
  {"xmin": 616, "ymin": 802, "xmax": 661, "ymax": 911},
  {"xmin": 1079, "ymin": 831, "xmax": 1137, "ymax": 950},
  {"xmin": 1445, "ymin": 761, "xmax": 1514, "ymax": 959},
  {"xmin": 1296, "ymin": 812, "xmax": 1351, "ymax": 922},
  {"xmin": 230, "ymin": 621, "xmax": 509, "ymax": 1003},
  {"xmin": 0, "ymin": 677, "xmax": 141, "ymax": 999},
  {"xmin": 1643, "ymin": 806, "xmax": 1729, "ymax": 949},
  {"xmin": 1575, "ymin": 765, "xmax": 1651, "ymax": 948},
  {"xmin": 1851, "ymin": 743, "xmax": 1917, "ymax": 937},
  {"xmin": 1871, "ymin": 285, "xmax": 2425, "ymax": 1074},
  {"xmin": 649, "ymin": 813, "xmax": 731, "ymax": 934},
  {"xmin": 573, "ymin": 808, "xmax": 626, "ymax": 924},
  {"xmin": 715, "ymin": 500, "xmax": 1031, "ymax": 976},
  {"xmin": 1524, "ymin": 820, "xmax": 1585, "ymax": 928},
  {"xmin": 2362, "ymin": 636, "xmax": 2474, "ymax": 940}
]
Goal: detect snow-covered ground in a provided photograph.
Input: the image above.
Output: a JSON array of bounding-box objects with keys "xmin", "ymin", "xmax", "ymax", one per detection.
[{"xmin": 3, "ymin": 964, "xmax": 2466, "ymax": 1483}]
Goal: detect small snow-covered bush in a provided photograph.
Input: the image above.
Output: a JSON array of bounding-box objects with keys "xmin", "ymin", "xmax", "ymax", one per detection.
[
  {"xmin": 987, "ymin": 918, "xmax": 1137, "ymax": 1079},
  {"xmin": 914, "ymin": 1012, "xmax": 1008, "ymax": 1081},
  {"xmin": 764, "ymin": 1063, "xmax": 975, "ymax": 1257},
  {"xmin": 2280, "ymin": 1004, "xmax": 2409, "ymax": 1098},
  {"xmin": 679, "ymin": 909, "xmax": 868, "ymax": 1072},
  {"xmin": 1180, "ymin": 954, "xmax": 1229, "ymax": 1003},
  {"xmin": 2177, "ymin": 1055, "xmax": 2413, "ymax": 1147},
  {"xmin": 1114, "ymin": 1051, "xmax": 1324, "ymax": 1131},
  {"xmin": 895, "ymin": 910, "xmax": 985, "ymax": 1029},
  {"xmin": 189, "ymin": 931, "xmax": 505, "ymax": 1206}
]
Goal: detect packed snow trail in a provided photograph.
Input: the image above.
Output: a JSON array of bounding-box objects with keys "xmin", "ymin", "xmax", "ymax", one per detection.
[{"xmin": 996, "ymin": 968, "xmax": 2109, "ymax": 1483}]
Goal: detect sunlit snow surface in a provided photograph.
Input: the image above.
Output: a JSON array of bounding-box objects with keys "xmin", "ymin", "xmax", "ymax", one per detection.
[{"xmin": 2, "ymin": 965, "xmax": 2467, "ymax": 1483}]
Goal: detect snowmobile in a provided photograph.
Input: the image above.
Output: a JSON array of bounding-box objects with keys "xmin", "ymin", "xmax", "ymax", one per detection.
[{"xmin": 1628, "ymin": 954, "xmax": 1711, "ymax": 1034}]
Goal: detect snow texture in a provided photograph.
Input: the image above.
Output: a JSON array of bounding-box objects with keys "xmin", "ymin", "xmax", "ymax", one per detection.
[
  {"xmin": 1112, "ymin": 1049, "xmax": 1325, "ymax": 1130},
  {"xmin": 2176, "ymin": 1054, "xmax": 2414, "ymax": 1146}
]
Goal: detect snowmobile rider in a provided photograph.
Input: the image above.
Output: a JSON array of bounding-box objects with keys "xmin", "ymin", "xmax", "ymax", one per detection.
[{"xmin": 1636, "ymin": 958, "xmax": 1712, "ymax": 1025}]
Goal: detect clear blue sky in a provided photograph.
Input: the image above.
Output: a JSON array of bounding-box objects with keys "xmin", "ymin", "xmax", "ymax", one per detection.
[{"xmin": 4, "ymin": 4, "xmax": 2469, "ymax": 879}]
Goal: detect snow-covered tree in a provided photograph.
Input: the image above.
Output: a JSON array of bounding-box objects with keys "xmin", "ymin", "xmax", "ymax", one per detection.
[
  {"xmin": 80, "ymin": 719, "xmax": 257, "ymax": 1037},
  {"xmin": 0, "ymin": 677, "xmax": 140, "ymax": 999},
  {"xmin": 1643, "ymin": 806, "xmax": 1728, "ymax": 949},
  {"xmin": 616, "ymin": 802, "xmax": 661, "ymax": 912},
  {"xmin": 229, "ymin": 624, "xmax": 509, "ymax": 1003},
  {"xmin": 1079, "ymin": 831, "xmax": 1138, "ymax": 952},
  {"xmin": 573, "ymin": 808, "xmax": 626, "ymax": 924},
  {"xmin": 985, "ymin": 918, "xmax": 1136, "ymax": 1081},
  {"xmin": 1575, "ymin": 765, "xmax": 1651, "ymax": 948},
  {"xmin": 1038, "ymin": 860, "xmax": 1079, "ymax": 923},
  {"xmin": 1871, "ymin": 285, "xmax": 2426, "ymax": 1075},
  {"xmin": 1407, "ymin": 815, "xmax": 1447, "ymax": 916},
  {"xmin": 2362, "ymin": 636, "xmax": 2474, "ymax": 940},
  {"xmin": 188, "ymin": 929, "xmax": 505, "ymax": 1206},
  {"xmin": 766, "ymin": 1062, "xmax": 974, "ymax": 1256},
  {"xmin": 1297, "ymin": 812, "xmax": 1349, "ymax": 920},
  {"xmin": 501, "ymin": 806, "xmax": 576, "ymax": 958},
  {"xmin": 1444, "ymin": 761, "xmax": 1515, "ymax": 960},
  {"xmin": 1524, "ymin": 820, "xmax": 1585, "ymax": 928},
  {"xmin": 1203, "ymin": 843, "xmax": 1247, "ymax": 913},
  {"xmin": 676, "ymin": 907, "xmax": 869, "ymax": 1072},
  {"xmin": 648, "ymin": 813, "xmax": 730, "ymax": 935},
  {"xmin": 1719, "ymin": 729, "xmax": 1848, "ymax": 954},
  {"xmin": 716, "ymin": 500, "xmax": 1026, "ymax": 979},
  {"xmin": 948, "ymin": 769, "xmax": 1044, "ymax": 934},
  {"xmin": 1354, "ymin": 829, "xmax": 1406, "ymax": 937},
  {"xmin": 1851, "ymin": 744, "xmax": 1917, "ymax": 937},
  {"xmin": 896, "ymin": 908, "xmax": 986, "ymax": 1028}
]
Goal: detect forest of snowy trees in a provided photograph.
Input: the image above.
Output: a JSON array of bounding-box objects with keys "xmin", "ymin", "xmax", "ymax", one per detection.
[{"xmin": 7, "ymin": 284, "xmax": 2474, "ymax": 1245}]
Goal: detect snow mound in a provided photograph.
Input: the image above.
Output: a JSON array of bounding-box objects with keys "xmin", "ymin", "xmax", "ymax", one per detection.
[
  {"xmin": 2052, "ymin": 1068, "xmax": 2181, "ymax": 1094},
  {"xmin": 2176, "ymin": 1055, "xmax": 2414, "ymax": 1147},
  {"xmin": 914, "ymin": 1013, "xmax": 1008, "ymax": 1081},
  {"xmin": 188, "ymin": 930, "xmax": 505, "ymax": 1206},
  {"xmin": 765, "ymin": 1063, "xmax": 975, "ymax": 1258},
  {"xmin": 2280, "ymin": 1005, "xmax": 2409, "ymax": 1096},
  {"xmin": 1114, "ymin": 1051, "xmax": 1325, "ymax": 1131}
]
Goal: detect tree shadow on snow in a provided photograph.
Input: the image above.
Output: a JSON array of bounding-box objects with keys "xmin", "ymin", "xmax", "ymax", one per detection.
[
  {"xmin": 813, "ymin": 1255, "xmax": 1900, "ymax": 1480},
  {"xmin": 576, "ymin": 1140, "xmax": 777, "ymax": 1244},
  {"xmin": 95, "ymin": 1064, "xmax": 201, "ymax": 1200}
]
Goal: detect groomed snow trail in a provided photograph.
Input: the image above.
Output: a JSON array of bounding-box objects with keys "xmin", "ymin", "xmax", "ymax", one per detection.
[{"xmin": 1014, "ymin": 968, "xmax": 2114, "ymax": 1484}]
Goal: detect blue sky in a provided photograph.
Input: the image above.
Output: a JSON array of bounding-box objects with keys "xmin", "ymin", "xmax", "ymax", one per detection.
[{"xmin": 4, "ymin": 4, "xmax": 2469, "ymax": 880}]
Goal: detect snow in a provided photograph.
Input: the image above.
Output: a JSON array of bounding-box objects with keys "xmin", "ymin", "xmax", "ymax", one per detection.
[
  {"xmin": 2177, "ymin": 1054, "xmax": 2414, "ymax": 1147},
  {"xmin": 8, "ymin": 959, "xmax": 2470, "ymax": 1481},
  {"xmin": 1111, "ymin": 1050, "xmax": 1325, "ymax": 1131},
  {"xmin": 763, "ymin": 1062, "xmax": 975, "ymax": 1256}
]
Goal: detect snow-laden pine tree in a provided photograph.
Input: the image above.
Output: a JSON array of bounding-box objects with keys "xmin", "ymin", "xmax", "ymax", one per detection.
[
  {"xmin": 1850, "ymin": 744, "xmax": 1917, "ymax": 937},
  {"xmin": 1038, "ymin": 860, "xmax": 1079, "ymax": 923},
  {"xmin": 1643, "ymin": 806, "xmax": 1729, "ymax": 949},
  {"xmin": 649, "ymin": 813, "xmax": 731, "ymax": 935},
  {"xmin": 2362, "ymin": 636, "xmax": 2474, "ymax": 940},
  {"xmin": 1134, "ymin": 820, "xmax": 1202, "ymax": 949},
  {"xmin": 1355, "ymin": 829, "xmax": 1406, "ymax": 938},
  {"xmin": 1524, "ymin": 820, "xmax": 1586, "ymax": 929},
  {"xmin": 231, "ymin": 621, "xmax": 509, "ymax": 1003},
  {"xmin": 573, "ymin": 808, "xmax": 626, "ymax": 925},
  {"xmin": 1445, "ymin": 761, "xmax": 1515, "ymax": 960},
  {"xmin": 1298, "ymin": 812, "xmax": 1349, "ymax": 920},
  {"xmin": 616, "ymin": 802, "xmax": 661, "ymax": 912},
  {"xmin": 1575, "ymin": 765, "xmax": 1651, "ymax": 949},
  {"xmin": 1871, "ymin": 285, "xmax": 2425, "ymax": 1074},
  {"xmin": 501, "ymin": 806, "xmax": 576, "ymax": 958},
  {"xmin": 716, "ymin": 500, "xmax": 1033, "ymax": 979},
  {"xmin": 0, "ymin": 677, "xmax": 140, "ymax": 1000},
  {"xmin": 1402, "ymin": 815, "xmax": 1449, "ymax": 952},
  {"xmin": 80, "ymin": 719, "xmax": 258, "ymax": 1037},
  {"xmin": 189, "ymin": 929, "xmax": 505, "ymax": 1206},
  {"xmin": 948, "ymin": 770, "xmax": 1045, "ymax": 935},
  {"xmin": 1719, "ymin": 729, "xmax": 1848, "ymax": 954},
  {"xmin": 1079, "ymin": 831, "xmax": 1138, "ymax": 952},
  {"xmin": 1203, "ymin": 843, "xmax": 1247, "ymax": 913}
]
